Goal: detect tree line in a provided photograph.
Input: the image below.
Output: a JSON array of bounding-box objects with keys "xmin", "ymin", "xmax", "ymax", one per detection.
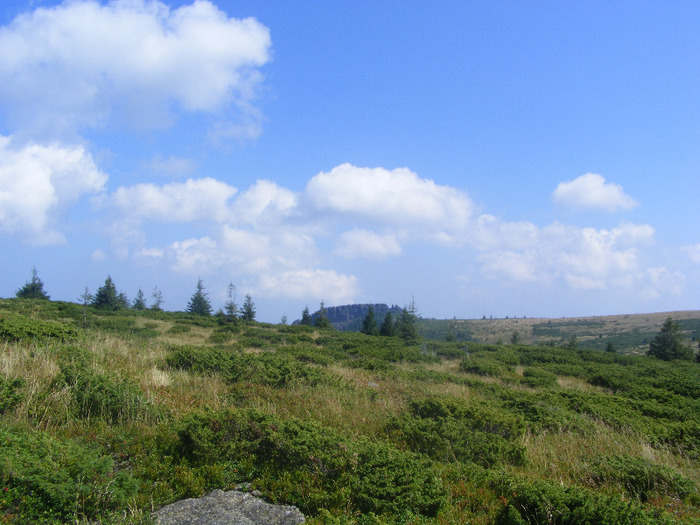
[
  {"xmin": 12, "ymin": 268, "xmax": 700, "ymax": 361},
  {"xmin": 14, "ymin": 268, "xmax": 257, "ymax": 322}
]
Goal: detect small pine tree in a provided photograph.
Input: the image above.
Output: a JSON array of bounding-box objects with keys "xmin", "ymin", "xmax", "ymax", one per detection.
[
  {"xmin": 117, "ymin": 291, "xmax": 130, "ymax": 309},
  {"xmin": 361, "ymin": 305, "xmax": 378, "ymax": 335},
  {"xmin": 314, "ymin": 301, "xmax": 332, "ymax": 329},
  {"xmin": 510, "ymin": 330, "xmax": 521, "ymax": 345},
  {"xmin": 300, "ymin": 306, "xmax": 312, "ymax": 326},
  {"xmin": 241, "ymin": 294, "xmax": 256, "ymax": 322},
  {"xmin": 224, "ymin": 282, "xmax": 238, "ymax": 323},
  {"xmin": 78, "ymin": 286, "xmax": 93, "ymax": 328},
  {"xmin": 16, "ymin": 267, "xmax": 50, "ymax": 300},
  {"xmin": 605, "ymin": 341, "xmax": 616, "ymax": 353},
  {"xmin": 132, "ymin": 288, "xmax": 147, "ymax": 310},
  {"xmin": 187, "ymin": 278, "xmax": 212, "ymax": 316},
  {"xmin": 379, "ymin": 310, "xmax": 396, "ymax": 337},
  {"xmin": 151, "ymin": 286, "xmax": 164, "ymax": 311},
  {"xmin": 648, "ymin": 317, "xmax": 693, "ymax": 361},
  {"xmin": 397, "ymin": 300, "xmax": 420, "ymax": 344},
  {"xmin": 92, "ymin": 276, "xmax": 121, "ymax": 310}
]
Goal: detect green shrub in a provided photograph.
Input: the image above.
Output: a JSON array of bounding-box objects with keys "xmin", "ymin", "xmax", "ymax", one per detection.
[
  {"xmin": 166, "ymin": 345, "xmax": 331, "ymax": 387},
  {"xmin": 0, "ymin": 312, "xmax": 77, "ymax": 342},
  {"xmin": 460, "ymin": 356, "xmax": 510, "ymax": 377},
  {"xmin": 168, "ymin": 323, "xmax": 191, "ymax": 334},
  {"xmin": 0, "ymin": 423, "xmax": 138, "ymax": 523},
  {"xmin": 386, "ymin": 396, "xmax": 526, "ymax": 468},
  {"xmin": 174, "ymin": 408, "xmax": 446, "ymax": 518},
  {"xmin": 53, "ymin": 360, "xmax": 159, "ymax": 424},
  {"xmin": 520, "ymin": 367, "xmax": 559, "ymax": 389},
  {"xmin": 0, "ymin": 375, "xmax": 23, "ymax": 414},
  {"xmin": 584, "ymin": 454, "xmax": 696, "ymax": 501},
  {"xmin": 493, "ymin": 478, "xmax": 676, "ymax": 525}
]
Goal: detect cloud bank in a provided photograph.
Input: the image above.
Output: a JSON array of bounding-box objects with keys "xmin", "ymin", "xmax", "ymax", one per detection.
[{"xmin": 0, "ymin": 0, "xmax": 271, "ymax": 138}]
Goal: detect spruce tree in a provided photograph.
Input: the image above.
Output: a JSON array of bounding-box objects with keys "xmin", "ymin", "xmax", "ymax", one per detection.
[
  {"xmin": 300, "ymin": 306, "xmax": 312, "ymax": 326},
  {"xmin": 241, "ymin": 294, "xmax": 256, "ymax": 322},
  {"xmin": 224, "ymin": 282, "xmax": 238, "ymax": 323},
  {"xmin": 648, "ymin": 317, "xmax": 693, "ymax": 361},
  {"xmin": 314, "ymin": 301, "xmax": 332, "ymax": 329},
  {"xmin": 361, "ymin": 305, "xmax": 379, "ymax": 335},
  {"xmin": 186, "ymin": 278, "xmax": 212, "ymax": 316},
  {"xmin": 16, "ymin": 267, "xmax": 50, "ymax": 300},
  {"xmin": 132, "ymin": 288, "xmax": 147, "ymax": 310},
  {"xmin": 397, "ymin": 299, "xmax": 420, "ymax": 344},
  {"xmin": 379, "ymin": 311, "xmax": 396, "ymax": 337},
  {"xmin": 92, "ymin": 276, "xmax": 120, "ymax": 310}
]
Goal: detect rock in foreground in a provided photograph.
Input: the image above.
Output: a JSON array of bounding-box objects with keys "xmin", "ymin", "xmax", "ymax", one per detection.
[{"xmin": 154, "ymin": 489, "xmax": 305, "ymax": 525}]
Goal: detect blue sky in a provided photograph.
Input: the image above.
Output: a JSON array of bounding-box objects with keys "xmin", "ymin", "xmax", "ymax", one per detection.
[{"xmin": 1, "ymin": 0, "xmax": 699, "ymax": 322}]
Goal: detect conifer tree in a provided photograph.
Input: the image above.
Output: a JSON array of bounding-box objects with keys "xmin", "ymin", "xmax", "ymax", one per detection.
[
  {"xmin": 186, "ymin": 278, "xmax": 212, "ymax": 316},
  {"xmin": 241, "ymin": 294, "xmax": 256, "ymax": 322},
  {"xmin": 648, "ymin": 317, "xmax": 693, "ymax": 361},
  {"xmin": 300, "ymin": 306, "xmax": 312, "ymax": 326},
  {"xmin": 224, "ymin": 282, "xmax": 238, "ymax": 323},
  {"xmin": 92, "ymin": 276, "xmax": 121, "ymax": 310},
  {"xmin": 16, "ymin": 267, "xmax": 50, "ymax": 300},
  {"xmin": 132, "ymin": 288, "xmax": 147, "ymax": 310},
  {"xmin": 397, "ymin": 299, "xmax": 420, "ymax": 344},
  {"xmin": 379, "ymin": 310, "xmax": 396, "ymax": 337},
  {"xmin": 361, "ymin": 305, "xmax": 379, "ymax": 335},
  {"xmin": 314, "ymin": 301, "xmax": 332, "ymax": 328}
]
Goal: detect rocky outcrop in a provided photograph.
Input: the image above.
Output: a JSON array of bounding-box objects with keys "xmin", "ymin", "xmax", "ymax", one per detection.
[{"xmin": 153, "ymin": 489, "xmax": 305, "ymax": 525}]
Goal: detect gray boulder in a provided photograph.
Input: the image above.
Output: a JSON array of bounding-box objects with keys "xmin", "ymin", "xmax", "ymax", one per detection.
[{"xmin": 154, "ymin": 489, "xmax": 305, "ymax": 525}]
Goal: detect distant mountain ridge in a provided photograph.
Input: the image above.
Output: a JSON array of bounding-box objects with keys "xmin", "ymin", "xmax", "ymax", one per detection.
[{"xmin": 297, "ymin": 303, "xmax": 403, "ymax": 331}]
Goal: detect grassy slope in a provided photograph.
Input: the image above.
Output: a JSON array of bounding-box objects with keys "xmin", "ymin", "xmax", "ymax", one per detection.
[
  {"xmin": 1, "ymin": 298, "xmax": 699, "ymax": 524},
  {"xmin": 420, "ymin": 310, "xmax": 700, "ymax": 354}
]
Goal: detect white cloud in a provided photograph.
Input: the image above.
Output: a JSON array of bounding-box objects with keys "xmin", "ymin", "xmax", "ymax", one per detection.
[
  {"xmin": 682, "ymin": 244, "xmax": 700, "ymax": 263},
  {"xmin": 0, "ymin": 136, "xmax": 107, "ymax": 244},
  {"xmin": 232, "ymin": 180, "xmax": 299, "ymax": 228},
  {"xmin": 0, "ymin": 0, "xmax": 271, "ymax": 138},
  {"xmin": 305, "ymin": 163, "xmax": 473, "ymax": 239},
  {"xmin": 553, "ymin": 173, "xmax": 638, "ymax": 212},
  {"xmin": 475, "ymin": 218, "xmax": 657, "ymax": 292},
  {"xmin": 257, "ymin": 269, "xmax": 358, "ymax": 303},
  {"xmin": 109, "ymin": 178, "xmax": 237, "ymax": 223},
  {"xmin": 335, "ymin": 229, "xmax": 402, "ymax": 260}
]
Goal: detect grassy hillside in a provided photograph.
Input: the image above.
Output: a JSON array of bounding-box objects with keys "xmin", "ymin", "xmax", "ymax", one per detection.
[
  {"xmin": 1, "ymin": 298, "xmax": 699, "ymax": 524},
  {"xmin": 420, "ymin": 311, "xmax": 700, "ymax": 354}
]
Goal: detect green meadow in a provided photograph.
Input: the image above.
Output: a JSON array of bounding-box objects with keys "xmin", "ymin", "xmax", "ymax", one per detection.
[{"xmin": 1, "ymin": 298, "xmax": 699, "ymax": 524}]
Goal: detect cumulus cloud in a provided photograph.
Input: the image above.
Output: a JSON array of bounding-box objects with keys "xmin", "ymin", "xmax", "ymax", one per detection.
[
  {"xmin": 257, "ymin": 269, "xmax": 358, "ymax": 304},
  {"xmin": 0, "ymin": 0, "xmax": 271, "ymax": 138},
  {"xmin": 553, "ymin": 173, "xmax": 638, "ymax": 212},
  {"xmin": 109, "ymin": 178, "xmax": 237, "ymax": 223},
  {"xmin": 476, "ymin": 218, "xmax": 656, "ymax": 291},
  {"xmin": 0, "ymin": 135, "xmax": 107, "ymax": 244},
  {"xmin": 98, "ymin": 162, "xmax": 669, "ymax": 305},
  {"xmin": 305, "ymin": 163, "xmax": 473, "ymax": 239},
  {"xmin": 335, "ymin": 229, "xmax": 402, "ymax": 260},
  {"xmin": 232, "ymin": 180, "xmax": 299, "ymax": 228}
]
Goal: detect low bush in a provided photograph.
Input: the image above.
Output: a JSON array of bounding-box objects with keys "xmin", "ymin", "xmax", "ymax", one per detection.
[
  {"xmin": 0, "ymin": 375, "xmax": 23, "ymax": 414},
  {"xmin": 0, "ymin": 423, "xmax": 138, "ymax": 523},
  {"xmin": 0, "ymin": 312, "xmax": 77, "ymax": 342},
  {"xmin": 174, "ymin": 408, "xmax": 446, "ymax": 518},
  {"xmin": 52, "ymin": 355, "xmax": 159, "ymax": 424},
  {"xmin": 493, "ymin": 478, "xmax": 676, "ymax": 525},
  {"xmin": 584, "ymin": 454, "xmax": 696, "ymax": 502}
]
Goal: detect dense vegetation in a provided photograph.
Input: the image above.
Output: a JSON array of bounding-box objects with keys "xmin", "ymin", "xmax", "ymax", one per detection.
[{"xmin": 1, "ymin": 297, "xmax": 699, "ymax": 524}]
